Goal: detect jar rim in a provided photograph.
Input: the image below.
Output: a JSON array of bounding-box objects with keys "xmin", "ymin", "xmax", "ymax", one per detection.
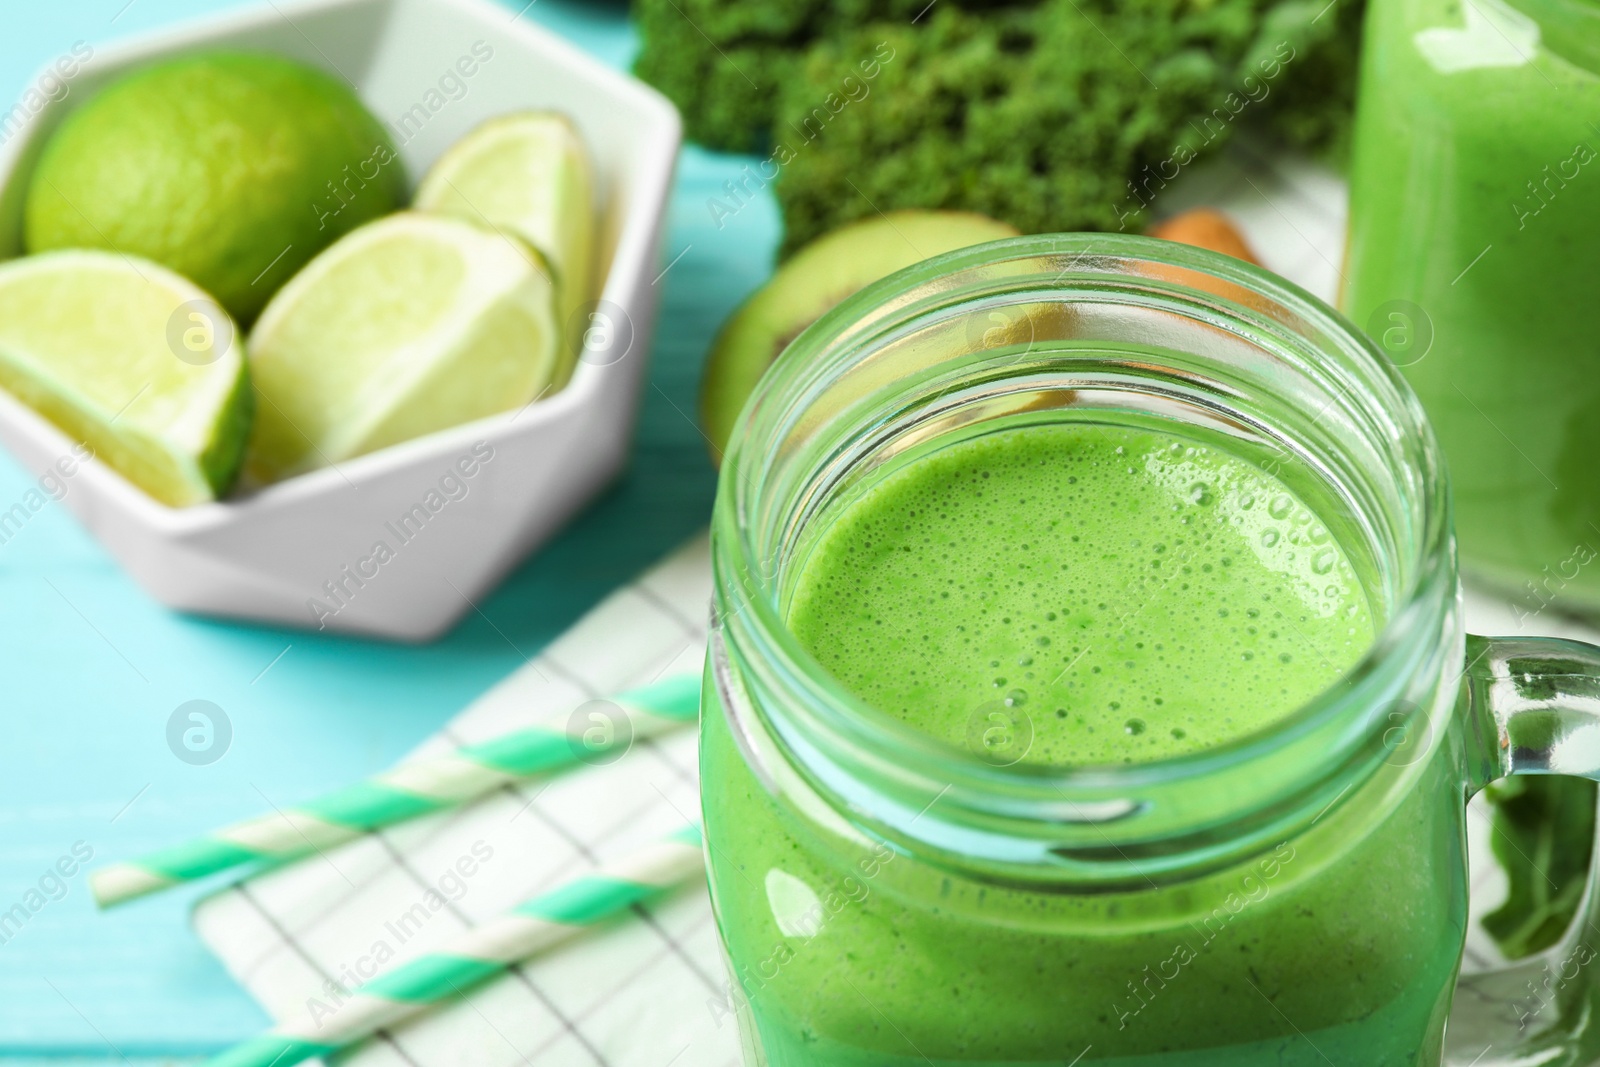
[{"xmin": 711, "ymin": 232, "xmax": 1454, "ymax": 863}]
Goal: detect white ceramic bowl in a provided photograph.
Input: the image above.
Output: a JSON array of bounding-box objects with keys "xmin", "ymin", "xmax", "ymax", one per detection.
[{"xmin": 0, "ymin": 0, "xmax": 681, "ymax": 640}]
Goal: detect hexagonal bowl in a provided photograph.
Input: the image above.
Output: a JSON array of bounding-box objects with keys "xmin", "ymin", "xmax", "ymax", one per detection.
[{"xmin": 0, "ymin": 0, "xmax": 682, "ymax": 640}]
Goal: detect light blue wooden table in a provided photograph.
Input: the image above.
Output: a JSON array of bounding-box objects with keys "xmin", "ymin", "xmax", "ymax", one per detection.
[{"xmin": 0, "ymin": 1, "xmax": 775, "ymax": 1058}]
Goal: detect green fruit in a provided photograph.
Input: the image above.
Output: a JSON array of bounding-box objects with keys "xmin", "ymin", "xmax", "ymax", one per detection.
[
  {"xmin": 24, "ymin": 51, "xmax": 405, "ymax": 323},
  {"xmin": 0, "ymin": 250, "xmax": 251, "ymax": 506},
  {"xmin": 699, "ymin": 210, "xmax": 1019, "ymax": 461},
  {"xmin": 245, "ymin": 213, "xmax": 560, "ymax": 483},
  {"xmin": 414, "ymin": 112, "xmax": 594, "ymax": 383}
]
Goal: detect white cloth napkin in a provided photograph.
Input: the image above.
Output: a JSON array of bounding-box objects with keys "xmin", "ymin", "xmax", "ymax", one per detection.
[{"xmin": 193, "ymin": 533, "xmax": 743, "ymax": 1067}]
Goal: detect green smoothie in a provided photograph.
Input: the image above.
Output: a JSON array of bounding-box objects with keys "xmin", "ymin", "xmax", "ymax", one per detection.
[
  {"xmin": 1343, "ymin": 0, "xmax": 1600, "ymax": 612},
  {"xmin": 703, "ymin": 420, "xmax": 1466, "ymax": 1064},
  {"xmin": 787, "ymin": 424, "xmax": 1370, "ymax": 767}
]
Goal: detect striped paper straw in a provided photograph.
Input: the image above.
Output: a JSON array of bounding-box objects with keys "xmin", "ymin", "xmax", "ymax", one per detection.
[
  {"xmin": 92, "ymin": 674, "xmax": 701, "ymax": 908},
  {"xmin": 206, "ymin": 824, "xmax": 705, "ymax": 1067}
]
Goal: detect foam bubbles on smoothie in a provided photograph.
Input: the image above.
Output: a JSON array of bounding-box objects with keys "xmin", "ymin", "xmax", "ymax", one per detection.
[{"xmin": 785, "ymin": 423, "xmax": 1376, "ymax": 767}]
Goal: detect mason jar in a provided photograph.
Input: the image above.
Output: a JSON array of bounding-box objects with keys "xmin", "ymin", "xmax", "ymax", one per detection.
[
  {"xmin": 1343, "ymin": 0, "xmax": 1600, "ymax": 616},
  {"xmin": 704, "ymin": 234, "xmax": 1600, "ymax": 1066}
]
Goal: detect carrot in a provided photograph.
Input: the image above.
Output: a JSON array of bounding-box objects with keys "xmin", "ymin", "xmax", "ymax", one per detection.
[{"xmin": 1148, "ymin": 209, "xmax": 1261, "ymax": 266}]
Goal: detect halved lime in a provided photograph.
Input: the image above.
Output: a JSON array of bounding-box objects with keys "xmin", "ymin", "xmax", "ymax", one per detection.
[
  {"xmin": 413, "ymin": 112, "xmax": 594, "ymax": 378},
  {"xmin": 0, "ymin": 251, "xmax": 250, "ymax": 506},
  {"xmin": 245, "ymin": 212, "xmax": 559, "ymax": 483}
]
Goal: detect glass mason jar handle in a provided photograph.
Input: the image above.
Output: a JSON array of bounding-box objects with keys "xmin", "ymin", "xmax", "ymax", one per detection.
[{"xmin": 1449, "ymin": 635, "xmax": 1600, "ymax": 1065}]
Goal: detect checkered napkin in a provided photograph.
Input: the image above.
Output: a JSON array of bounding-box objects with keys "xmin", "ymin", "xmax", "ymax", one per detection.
[{"xmin": 192, "ymin": 534, "xmax": 742, "ymax": 1067}]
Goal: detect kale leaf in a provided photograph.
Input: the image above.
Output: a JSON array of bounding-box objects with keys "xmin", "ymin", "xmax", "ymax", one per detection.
[{"xmin": 1483, "ymin": 775, "xmax": 1597, "ymax": 960}]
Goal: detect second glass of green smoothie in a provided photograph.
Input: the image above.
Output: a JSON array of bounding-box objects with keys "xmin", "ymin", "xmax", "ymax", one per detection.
[
  {"xmin": 704, "ymin": 235, "xmax": 1600, "ymax": 1065},
  {"xmin": 1344, "ymin": 0, "xmax": 1600, "ymax": 613}
]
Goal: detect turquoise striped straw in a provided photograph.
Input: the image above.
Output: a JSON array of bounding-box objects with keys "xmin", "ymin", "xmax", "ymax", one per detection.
[
  {"xmin": 205, "ymin": 824, "xmax": 705, "ymax": 1067},
  {"xmin": 91, "ymin": 674, "xmax": 701, "ymax": 908}
]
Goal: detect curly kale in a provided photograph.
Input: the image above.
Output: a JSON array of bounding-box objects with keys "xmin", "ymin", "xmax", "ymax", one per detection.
[
  {"xmin": 775, "ymin": 2, "xmax": 1243, "ymax": 250},
  {"xmin": 1246, "ymin": 0, "xmax": 1368, "ymax": 158},
  {"xmin": 632, "ymin": 0, "xmax": 932, "ymax": 153},
  {"xmin": 634, "ymin": 0, "xmax": 1366, "ymax": 252}
]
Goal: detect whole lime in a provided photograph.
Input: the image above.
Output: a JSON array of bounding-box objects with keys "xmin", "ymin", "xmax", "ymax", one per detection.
[{"xmin": 24, "ymin": 51, "xmax": 406, "ymax": 322}]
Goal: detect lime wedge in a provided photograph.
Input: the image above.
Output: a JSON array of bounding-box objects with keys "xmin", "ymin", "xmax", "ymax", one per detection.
[
  {"xmin": 414, "ymin": 112, "xmax": 594, "ymax": 378},
  {"xmin": 0, "ymin": 250, "xmax": 250, "ymax": 506},
  {"xmin": 245, "ymin": 212, "xmax": 559, "ymax": 483}
]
